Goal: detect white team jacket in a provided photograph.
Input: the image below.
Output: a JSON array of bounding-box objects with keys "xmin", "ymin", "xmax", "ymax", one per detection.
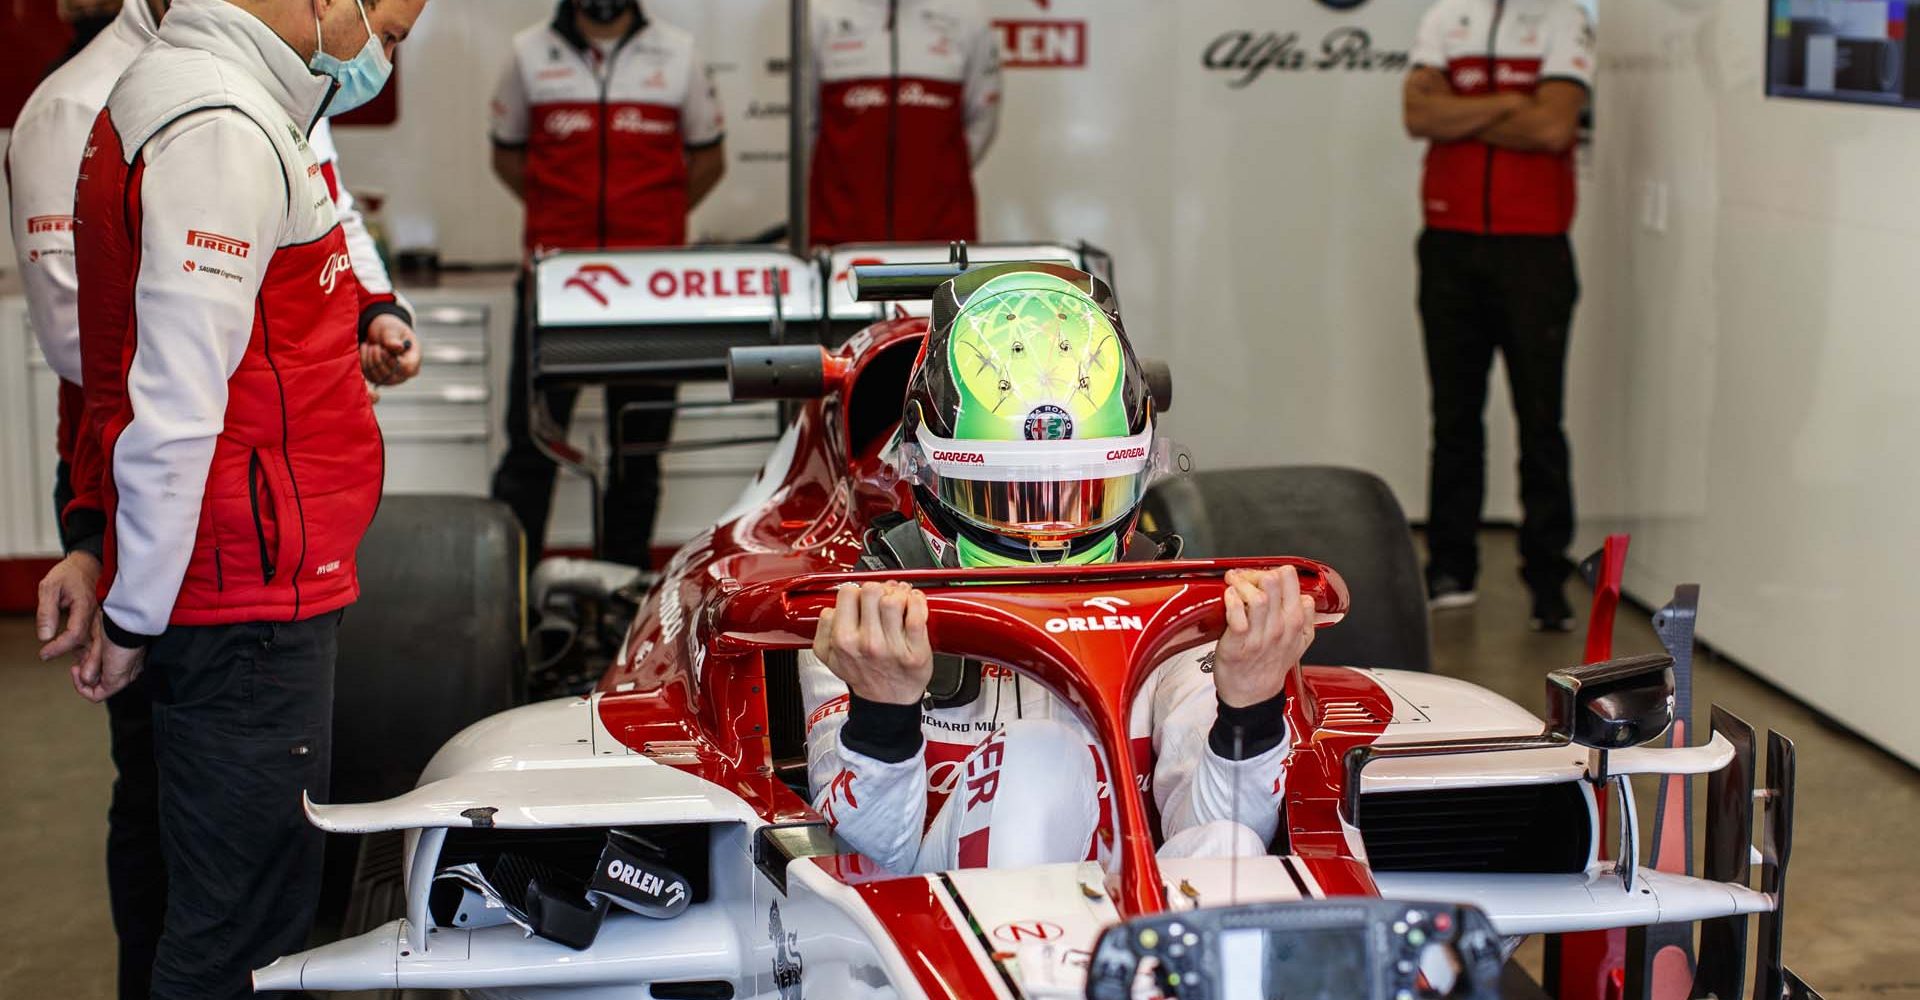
[
  {"xmin": 5, "ymin": 0, "xmax": 399, "ymax": 390},
  {"xmin": 6, "ymin": 0, "xmax": 158, "ymax": 386}
]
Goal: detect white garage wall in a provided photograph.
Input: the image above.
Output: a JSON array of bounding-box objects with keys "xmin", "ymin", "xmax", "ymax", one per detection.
[
  {"xmin": 1580, "ymin": 0, "xmax": 1920, "ymax": 765},
  {"xmin": 2, "ymin": 1, "xmax": 1913, "ymax": 761}
]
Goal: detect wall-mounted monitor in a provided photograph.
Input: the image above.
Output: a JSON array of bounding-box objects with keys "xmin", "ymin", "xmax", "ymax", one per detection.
[{"xmin": 1767, "ymin": 0, "xmax": 1920, "ymax": 107}]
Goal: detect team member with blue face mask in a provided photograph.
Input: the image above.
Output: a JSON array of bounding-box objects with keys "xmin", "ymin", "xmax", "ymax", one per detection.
[
  {"xmin": 309, "ymin": 0, "xmax": 392, "ymax": 113},
  {"xmin": 62, "ymin": 2, "xmax": 428, "ymax": 996}
]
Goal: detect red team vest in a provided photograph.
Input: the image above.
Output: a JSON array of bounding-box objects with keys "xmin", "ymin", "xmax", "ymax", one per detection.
[
  {"xmin": 76, "ymin": 52, "xmax": 381, "ymax": 628},
  {"xmin": 809, "ymin": 0, "xmax": 997, "ymax": 246},
  {"xmin": 1413, "ymin": 0, "xmax": 1595, "ymax": 235},
  {"xmin": 497, "ymin": 7, "xmax": 723, "ymax": 251}
]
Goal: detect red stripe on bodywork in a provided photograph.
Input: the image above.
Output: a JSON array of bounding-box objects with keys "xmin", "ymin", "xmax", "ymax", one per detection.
[
  {"xmin": 1293, "ymin": 855, "xmax": 1380, "ymax": 898},
  {"xmin": 845, "ymin": 872, "xmax": 1006, "ymax": 1000}
]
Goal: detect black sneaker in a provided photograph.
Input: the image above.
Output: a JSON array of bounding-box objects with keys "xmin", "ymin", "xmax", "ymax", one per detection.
[
  {"xmin": 1427, "ymin": 575, "xmax": 1478, "ymax": 611},
  {"xmin": 1530, "ymin": 587, "xmax": 1575, "ymax": 632}
]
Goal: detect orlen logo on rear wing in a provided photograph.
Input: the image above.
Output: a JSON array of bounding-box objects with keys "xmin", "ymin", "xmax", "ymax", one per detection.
[{"xmin": 535, "ymin": 248, "xmax": 825, "ymax": 328}]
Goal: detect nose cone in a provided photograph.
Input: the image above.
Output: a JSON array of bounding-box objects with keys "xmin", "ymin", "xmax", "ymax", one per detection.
[{"xmin": 252, "ymin": 919, "xmax": 403, "ymax": 992}]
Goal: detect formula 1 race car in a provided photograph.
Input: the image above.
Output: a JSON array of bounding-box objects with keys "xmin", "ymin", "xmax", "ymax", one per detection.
[{"xmin": 266, "ymin": 247, "xmax": 1818, "ymax": 999}]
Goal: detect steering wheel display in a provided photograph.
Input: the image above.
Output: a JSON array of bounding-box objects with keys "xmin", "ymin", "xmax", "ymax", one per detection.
[{"xmin": 1084, "ymin": 899, "xmax": 1505, "ymax": 1000}]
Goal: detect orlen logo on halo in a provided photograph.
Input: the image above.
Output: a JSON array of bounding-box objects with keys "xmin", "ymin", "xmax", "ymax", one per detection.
[{"xmin": 1046, "ymin": 596, "xmax": 1145, "ymax": 634}]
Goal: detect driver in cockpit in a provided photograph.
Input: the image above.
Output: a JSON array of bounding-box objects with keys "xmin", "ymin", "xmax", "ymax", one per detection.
[{"xmin": 800, "ymin": 268, "xmax": 1317, "ymax": 874}]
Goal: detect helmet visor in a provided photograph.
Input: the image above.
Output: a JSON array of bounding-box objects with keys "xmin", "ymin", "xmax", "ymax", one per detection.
[{"xmin": 898, "ymin": 425, "xmax": 1187, "ymax": 540}]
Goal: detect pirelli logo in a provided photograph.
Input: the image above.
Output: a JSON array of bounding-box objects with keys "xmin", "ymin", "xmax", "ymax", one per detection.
[
  {"xmin": 27, "ymin": 215, "xmax": 74, "ymax": 234},
  {"xmin": 186, "ymin": 229, "xmax": 251, "ymax": 258}
]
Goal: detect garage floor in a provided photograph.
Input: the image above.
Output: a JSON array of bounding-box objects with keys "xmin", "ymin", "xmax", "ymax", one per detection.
[{"xmin": 0, "ymin": 532, "xmax": 1915, "ymax": 998}]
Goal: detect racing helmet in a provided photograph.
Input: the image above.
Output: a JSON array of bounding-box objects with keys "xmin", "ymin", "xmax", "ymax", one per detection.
[{"xmin": 896, "ymin": 264, "xmax": 1176, "ymax": 568}]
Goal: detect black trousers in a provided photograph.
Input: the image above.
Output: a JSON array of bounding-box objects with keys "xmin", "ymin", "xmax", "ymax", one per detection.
[
  {"xmin": 107, "ymin": 673, "xmax": 167, "ymax": 999},
  {"xmin": 146, "ymin": 612, "xmax": 340, "ymax": 1000},
  {"xmin": 1417, "ymin": 229, "xmax": 1579, "ymax": 592},
  {"xmin": 490, "ymin": 273, "xmax": 675, "ymax": 568},
  {"xmin": 54, "ymin": 456, "xmax": 168, "ymax": 999}
]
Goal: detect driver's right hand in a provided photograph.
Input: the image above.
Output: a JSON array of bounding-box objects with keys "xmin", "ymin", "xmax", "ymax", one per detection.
[{"xmin": 813, "ymin": 581, "xmax": 933, "ymax": 706}]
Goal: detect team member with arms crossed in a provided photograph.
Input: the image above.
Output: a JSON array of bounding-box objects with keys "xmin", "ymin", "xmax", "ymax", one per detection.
[
  {"xmin": 58, "ymin": 0, "xmax": 427, "ymax": 994},
  {"xmin": 1402, "ymin": 0, "xmax": 1594, "ymax": 631},
  {"xmin": 488, "ymin": 0, "xmax": 727, "ymax": 569}
]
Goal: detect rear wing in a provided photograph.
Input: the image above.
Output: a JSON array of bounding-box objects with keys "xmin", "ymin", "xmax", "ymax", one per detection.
[
  {"xmin": 529, "ymin": 242, "xmax": 1115, "ymax": 386},
  {"xmin": 531, "ymin": 247, "xmax": 824, "ymax": 385},
  {"xmin": 824, "ymin": 241, "xmax": 1114, "ymax": 325}
]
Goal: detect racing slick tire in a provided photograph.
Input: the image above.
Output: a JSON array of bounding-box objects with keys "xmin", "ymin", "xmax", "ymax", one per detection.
[
  {"xmin": 317, "ymin": 495, "xmax": 526, "ymax": 974},
  {"xmin": 333, "ymin": 494, "xmax": 526, "ymax": 802},
  {"xmin": 1144, "ymin": 466, "xmax": 1432, "ymax": 673}
]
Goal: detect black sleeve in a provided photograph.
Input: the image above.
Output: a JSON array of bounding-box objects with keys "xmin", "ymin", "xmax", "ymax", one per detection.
[
  {"xmin": 1208, "ymin": 692, "xmax": 1290, "ymax": 761},
  {"xmin": 841, "ymin": 694, "xmax": 924, "ymax": 763},
  {"xmin": 62, "ymin": 506, "xmax": 106, "ymax": 562}
]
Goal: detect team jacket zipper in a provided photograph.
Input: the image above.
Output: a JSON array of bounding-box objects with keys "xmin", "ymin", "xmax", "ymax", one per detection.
[
  {"xmin": 1482, "ymin": 0, "xmax": 1506, "ymax": 234},
  {"xmin": 257, "ymin": 302, "xmax": 307, "ymax": 618},
  {"xmin": 248, "ymin": 450, "xmax": 276, "ymax": 584}
]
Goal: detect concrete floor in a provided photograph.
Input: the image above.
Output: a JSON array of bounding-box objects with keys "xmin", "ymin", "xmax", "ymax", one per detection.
[{"xmin": 0, "ymin": 533, "xmax": 1915, "ymax": 998}]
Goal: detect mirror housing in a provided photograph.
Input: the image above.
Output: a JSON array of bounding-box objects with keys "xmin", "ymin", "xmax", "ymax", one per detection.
[{"xmin": 1546, "ymin": 654, "xmax": 1676, "ymax": 750}]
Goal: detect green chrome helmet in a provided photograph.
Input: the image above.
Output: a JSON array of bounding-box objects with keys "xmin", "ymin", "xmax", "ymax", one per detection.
[{"xmin": 898, "ymin": 263, "xmax": 1170, "ymax": 567}]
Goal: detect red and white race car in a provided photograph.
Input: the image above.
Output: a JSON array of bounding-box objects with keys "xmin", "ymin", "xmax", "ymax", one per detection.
[{"xmin": 261, "ymin": 248, "xmax": 1816, "ymax": 1000}]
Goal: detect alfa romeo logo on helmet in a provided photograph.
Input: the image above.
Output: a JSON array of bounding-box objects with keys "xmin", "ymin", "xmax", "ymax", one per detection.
[{"xmin": 1024, "ymin": 405, "xmax": 1074, "ymax": 441}]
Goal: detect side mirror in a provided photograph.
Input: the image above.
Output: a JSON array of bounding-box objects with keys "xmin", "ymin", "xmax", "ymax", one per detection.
[
  {"xmin": 1141, "ymin": 359, "xmax": 1173, "ymax": 414},
  {"xmin": 1546, "ymin": 654, "xmax": 1676, "ymax": 750}
]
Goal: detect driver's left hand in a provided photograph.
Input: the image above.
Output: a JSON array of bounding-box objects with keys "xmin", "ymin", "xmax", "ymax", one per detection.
[{"xmin": 1213, "ymin": 565, "xmax": 1317, "ymax": 708}]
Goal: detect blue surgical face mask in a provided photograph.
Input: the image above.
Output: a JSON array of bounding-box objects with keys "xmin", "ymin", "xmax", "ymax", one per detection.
[{"xmin": 309, "ymin": 0, "xmax": 392, "ymax": 116}]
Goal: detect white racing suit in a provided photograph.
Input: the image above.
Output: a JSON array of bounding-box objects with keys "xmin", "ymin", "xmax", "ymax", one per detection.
[{"xmin": 801, "ymin": 645, "xmax": 1291, "ymax": 875}]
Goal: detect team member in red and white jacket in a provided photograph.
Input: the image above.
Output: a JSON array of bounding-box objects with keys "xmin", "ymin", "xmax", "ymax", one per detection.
[
  {"xmin": 8, "ymin": 9, "xmax": 169, "ymax": 994},
  {"xmin": 65, "ymin": 0, "xmax": 428, "ymax": 994},
  {"xmin": 487, "ymin": 0, "xmax": 726, "ymax": 569},
  {"xmin": 807, "ymin": 0, "xmax": 1002, "ymax": 246},
  {"xmin": 17, "ymin": 40, "xmax": 417, "ymax": 673},
  {"xmin": 1403, "ymin": 0, "xmax": 1593, "ymax": 631},
  {"xmin": 489, "ymin": 0, "xmax": 726, "ymax": 253},
  {"xmin": 6, "ymin": 2, "xmax": 409, "ymax": 993}
]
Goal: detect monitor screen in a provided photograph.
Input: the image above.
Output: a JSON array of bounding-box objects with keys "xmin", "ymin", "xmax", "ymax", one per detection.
[{"xmin": 1767, "ymin": 0, "xmax": 1920, "ymax": 107}]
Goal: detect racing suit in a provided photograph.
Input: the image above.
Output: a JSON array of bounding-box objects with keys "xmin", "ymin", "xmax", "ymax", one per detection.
[
  {"xmin": 807, "ymin": 0, "xmax": 1002, "ymax": 246},
  {"xmin": 68, "ymin": 1, "xmax": 387, "ymax": 993},
  {"xmin": 1408, "ymin": 0, "xmax": 1593, "ymax": 597},
  {"xmin": 487, "ymin": 0, "xmax": 727, "ymax": 567},
  {"xmin": 803, "ymin": 647, "xmax": 1290, "ymax": 874}
]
